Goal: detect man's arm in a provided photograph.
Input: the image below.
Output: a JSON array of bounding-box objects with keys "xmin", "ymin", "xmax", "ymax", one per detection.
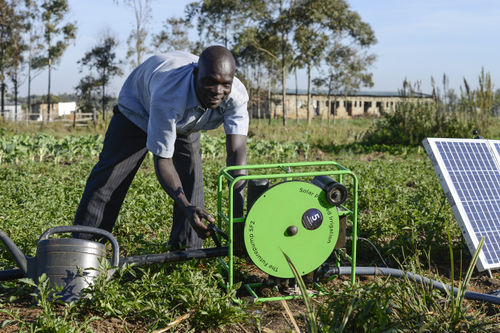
[
  {"xmin": 154, "ymin": 155, "xmax": 212, "ymax": 238},
  {"xmin": 226, "ymin": 134, "xmax": 247, "ymax": 217}
]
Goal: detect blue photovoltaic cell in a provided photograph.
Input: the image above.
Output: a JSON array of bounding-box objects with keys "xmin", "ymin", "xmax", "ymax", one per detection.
[{"xmin": 435, "ymin": 141, "xmax": 500, "ymax": 267}]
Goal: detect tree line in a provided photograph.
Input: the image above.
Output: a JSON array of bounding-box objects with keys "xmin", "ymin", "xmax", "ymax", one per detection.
[{"xmin": 0, "ymin": 0, "xmax": 377, "ymax": 125}]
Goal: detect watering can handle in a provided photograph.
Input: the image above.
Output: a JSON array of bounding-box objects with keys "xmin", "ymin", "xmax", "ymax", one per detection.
[{"xmin": 38, "ymin": 226, "xmax": 120, "ymax": 267}]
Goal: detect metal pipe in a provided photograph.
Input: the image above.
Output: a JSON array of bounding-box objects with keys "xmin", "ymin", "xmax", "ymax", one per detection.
[
  {"xmin": 312, "ymin": 175, "xmax": 348, "ymax": 206},
  {"xmin": 323, "ymin": 266, "xmax": 500, "ymax": 305},
  {"xmin": 118, "ymin": 247, "xmax": 229, "ymax": 267}
]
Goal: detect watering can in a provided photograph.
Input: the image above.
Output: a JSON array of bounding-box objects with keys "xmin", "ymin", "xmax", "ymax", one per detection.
[{"xmin": 0, "ymin": 225, "xmax": 119, "ymax": 302}]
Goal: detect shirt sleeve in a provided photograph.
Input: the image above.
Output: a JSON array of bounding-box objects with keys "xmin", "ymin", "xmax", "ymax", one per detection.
[
  {"xmin": 223, "ymin": 101, "xmax": 249, "ymax": 136},
  {"xmin": 146, "ymin": 99, "xmax": 177, "ymax": 158}
]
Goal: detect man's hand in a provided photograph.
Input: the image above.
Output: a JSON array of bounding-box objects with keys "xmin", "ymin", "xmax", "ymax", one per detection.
[
  {"xmin": 186, "ymin": 206, "xmax": 214, "ymax": 239},
  {"xmin": 154, "ymin": 156, "xmax": 213, "ymax": 239}
]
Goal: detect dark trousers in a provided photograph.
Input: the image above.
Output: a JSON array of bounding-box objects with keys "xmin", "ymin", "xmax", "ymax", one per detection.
[{"xmin": 74, "ymin": 110, "xmax": 204, "ymax": 249}]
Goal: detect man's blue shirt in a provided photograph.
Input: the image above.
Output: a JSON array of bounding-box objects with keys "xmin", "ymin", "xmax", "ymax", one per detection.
[{"xmin": 117, "ymin": 51, "xmax": 249, "ymax": 158}]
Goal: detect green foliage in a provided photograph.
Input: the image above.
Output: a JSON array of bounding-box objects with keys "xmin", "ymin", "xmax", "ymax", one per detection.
[
  {"xmin": 0, "ymin": 132, "xmax": 103, "ymax": 164},
  {"xmin": 387, "ymin": 254, "xmax": 498, "ymax": 332},
  {"xmin": 79, "ymin": 261, "xmax": 247, "ymax": 330},
  {"xmin": 189, "ymin": 132, "xmax": 311, "ymax": 161},
  {"xmin": 38, "ymin": 0, "xmax": 77, "ymax": 62},
  {"xmin": 77, "ymin": 35, "xmax": 123, "ymax": 120},
  {"xmin": 0, "ymin": 120, "xmax": 499, "ymax": 330},
  {"xmin": 340, "ymin": 152, "xmax": 463, "ymax": 266},
  {"xmin": 318, "ymin": 272, "xmax": 499, "ymax": 332},
  {"xmin": 317, "ymin": 241, "xmax": 497, "ymax": 332},
  {"xmin": 317, "ymin": 280, "xmax": 397, "ymax": 332},
  {"xmin": 1, "ymin": 274, "xmax": 98, "ymax": 332},
  {"xmin": 362, "ymin": 100, "xmax": 473, "ymax": 146},
  {"xmin": 152, "ymin": 17, "xmax": 194, "ymax": 53}
]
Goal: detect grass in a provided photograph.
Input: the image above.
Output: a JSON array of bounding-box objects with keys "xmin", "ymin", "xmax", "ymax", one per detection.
[{"xmin": 0, "ymin": 115, "xmax": 499, "ymax": 331}]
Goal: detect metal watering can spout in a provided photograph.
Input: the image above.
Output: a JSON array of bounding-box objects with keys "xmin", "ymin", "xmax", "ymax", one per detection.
[{"xmin": 0, "ymin": 230, "xmax": 31, "ymax": 276}]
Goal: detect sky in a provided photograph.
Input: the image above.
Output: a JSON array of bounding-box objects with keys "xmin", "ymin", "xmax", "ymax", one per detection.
[{"xmin": 25, "ymin": 0, "xmax": 500, "ymax": 97}]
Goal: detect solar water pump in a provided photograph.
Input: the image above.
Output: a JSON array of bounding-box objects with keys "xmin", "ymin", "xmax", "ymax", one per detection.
[{"xmin": 215, "ymin": 161, "xmax": 358, "ymax": 302}]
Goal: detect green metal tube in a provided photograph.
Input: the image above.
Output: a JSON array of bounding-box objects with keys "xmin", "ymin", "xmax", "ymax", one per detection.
[{"xmin": 351, "ymin": 173, "xmax": 359, "ymax": 285}]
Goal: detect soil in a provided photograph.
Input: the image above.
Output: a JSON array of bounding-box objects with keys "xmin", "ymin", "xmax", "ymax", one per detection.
[
  {"xmin": 1, "ymin": 265, "xmax": 498, "ymax": 332},
  {"xmin": 0, "ymin": 252, "xmax": 499, "ymax": 333}
]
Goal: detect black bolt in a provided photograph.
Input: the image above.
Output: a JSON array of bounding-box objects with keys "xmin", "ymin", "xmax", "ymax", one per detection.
[{"xmin": 286, "ymin": 225, "xmax": 298, "ymax": 236}]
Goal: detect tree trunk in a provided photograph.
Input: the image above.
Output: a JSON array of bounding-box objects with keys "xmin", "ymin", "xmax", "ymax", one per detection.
[
  {"xmin": 327, "ymin": 94, "xmax": 332, "ymax": 125},
  {"xmin": 28, "ymin": 64, "xmax": 32, "ymax": 121},
  {"xmin": 257, "ymin": 65, "xmax": 261, "ymax": 126},
  {"xmin": 333, "ymin": 96, "xmax": 337, "ymax": 125},
  {"xmin": 102, "ymin": 68, "xmax": 106, "ymax": 122},
  {"xmin": 267, "ymin": 75, "xmax": 272, "ymax": 126},
  {"xmin": 280, "ymin": 0, "xmax": 287, "ymax": 127},
  {"xmin": 47, "ymin": 58, "xmax": 51, "ymax": 122},
  {"xmin": 306, "ymin": 63, "xmax": 311, "ymax": 125},
  {"xmin": 46, "ymin": 30, "xmax": 52, "ymax": 125},
  {"xmin": 102, "ymin": 84, "xmax": 106, "ymax": 121},
  {"xmin": 281, "ymin": 36, "xmax": 287, "ymax": 127},
  {"xmin": 327, "ymin": 76, "xmax": 332, "ymax": 125},
  {"xmin": 272, "ymin": 76, "xmax": 278, "ymax": 121},
  {"xmin": 14, "ymin": 77, "xmax": 18, "ymax": 122},
  {"xmin": 0, "ymin": 24, "xmax": 4, "ymax": 121},
  {"xmin": 1, "ymin": 83, "xmax": 4, "ymax": 121},
  {"xmin": 295, "ymin": 69, "xmax": 298, "ymax": 123},
  {"xmin": 27, "ymin": 28, "xmax": 33, "ymax": 120}
]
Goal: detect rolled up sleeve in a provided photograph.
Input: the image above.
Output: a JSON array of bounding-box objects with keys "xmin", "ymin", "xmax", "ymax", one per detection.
[
  {"xmin": 223, "ymin": 101, "xmax": 249, "ymax": 136},
  {"xmin": 147, "ymin": 101, "xmax": 177, "ymax": 158}
]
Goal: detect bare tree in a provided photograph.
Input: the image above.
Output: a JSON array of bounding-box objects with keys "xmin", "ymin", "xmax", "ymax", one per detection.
[{"xmin": 115, "ymin": 0, "xmax": 152, "ymax": 68}]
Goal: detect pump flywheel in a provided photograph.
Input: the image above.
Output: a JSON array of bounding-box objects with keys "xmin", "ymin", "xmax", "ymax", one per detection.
[{"xmin": 244, "ymin": 181, "xmax": 340, "ymax": 278}]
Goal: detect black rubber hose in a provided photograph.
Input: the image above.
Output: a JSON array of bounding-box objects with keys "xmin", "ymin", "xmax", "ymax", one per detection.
[
  {"xmin": 0, "ymin": 268, "xmax": 25, "ymax": 281},
  {"xmin": 119, "ymin": 246, "xmax": 229, "ymax": 267},
  {"xmin": 324, "ymin": 266, "xmax": 500, "ymax": 305}
]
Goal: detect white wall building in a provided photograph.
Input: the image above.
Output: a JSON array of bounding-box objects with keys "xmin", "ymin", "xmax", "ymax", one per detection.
[
  {"xmin": 57, "ymin": 102, "xmax": 77, "ymax": 116},
  {"xmin": 1, "ymin": 105, "xmax": 24, "ymax": 121}
]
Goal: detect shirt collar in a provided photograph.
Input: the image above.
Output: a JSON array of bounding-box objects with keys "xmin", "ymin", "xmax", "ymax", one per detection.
[{"xmin": 187, "ymin": 63, "xmax": 206, "ymax": 111}]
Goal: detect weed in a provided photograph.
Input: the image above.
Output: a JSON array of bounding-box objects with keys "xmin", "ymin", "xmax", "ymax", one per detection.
[
  {"xmin": 362, "ymin": 100, "xmax": 474, "ymax": 146},
  {"xmin": 78, "ymin": 261, "xmax": 248, "ymax": 330},
  {"xmin": 1, "ymin": 274, "xmax": 98, "ymax": 332},
  {"xmin": 282, "ymin": 251, "xmax": 317, "ymax": 333}
]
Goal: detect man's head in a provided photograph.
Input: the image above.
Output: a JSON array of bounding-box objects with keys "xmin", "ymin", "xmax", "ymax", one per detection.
[{"xmin": 194, "ymin": 45, "xmax": 236, "ymax": 109}]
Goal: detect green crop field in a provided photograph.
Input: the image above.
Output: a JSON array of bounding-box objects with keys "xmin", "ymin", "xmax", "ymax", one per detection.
[{"xmin": 0, "ymin": 118, "xmax": 499, "ymax": 332}]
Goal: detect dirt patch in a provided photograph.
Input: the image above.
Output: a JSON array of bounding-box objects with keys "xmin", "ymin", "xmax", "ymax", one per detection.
[
  {"xmin": 359, "ymin": 151, "xmax": 387, "ymax": 161},
  {"xmin": 1, "ymin": 263, "xmax": 498, "ymax": 332}
]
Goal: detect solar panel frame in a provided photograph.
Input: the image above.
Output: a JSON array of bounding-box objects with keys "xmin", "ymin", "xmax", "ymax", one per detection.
[{"xmin": 423, "ymin": 138, "xmax": 500, "ymax": 272}]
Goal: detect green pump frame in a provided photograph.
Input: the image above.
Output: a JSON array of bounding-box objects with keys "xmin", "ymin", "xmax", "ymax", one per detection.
[{"xmin": 216, "ymin": 161, "xmax": 358, "ymax": 302}]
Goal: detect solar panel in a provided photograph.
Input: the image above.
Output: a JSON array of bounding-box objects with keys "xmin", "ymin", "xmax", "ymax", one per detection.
[
  {"xmin": 423, "ymin": 138, "xmax": 500, "ymax": 272},
  {"xmin": 494, "ymin": 142, "xmax": 500, "ymax": 160}
]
